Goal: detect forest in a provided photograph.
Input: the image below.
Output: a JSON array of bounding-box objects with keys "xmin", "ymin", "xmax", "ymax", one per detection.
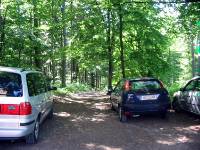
[{"xmin": 0, "ymin": 0, "xmax": 199, "ymax": 94}]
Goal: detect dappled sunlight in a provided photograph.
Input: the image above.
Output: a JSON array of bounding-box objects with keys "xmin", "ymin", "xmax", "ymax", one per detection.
[
  {"xmin": 53, "ymin": 96, "xmax": 72, "ymax": 104},
  {"xmin": 92, "ymin": 102, "xmax": 111, "ymax": 110},
  {"xmin": 90, "ymin": 113, "xmax": 108, "ymax": 122},
  {"xmin": 71, "ymin": 115, "xmax": 90, "ymax": 122},
  {"xmin": 63, "ymin": 97, "xmax": 85, "ymax": 104},
  {"xmin": 175, "ymin": 125, "xmax": 200, "ymax": 134},
  {"xmin": 71, "ymin": 113, "xmax": 108, "ymax": 123},
  {"xmin": 84, "ymin": 143, "xmax": 123, "ymax": 150},
  {"xmin": 54, "ymin": 112, "xmax": 71, "ymax": 118},
  {"xmin": 157, "ymin": 135, "xmax": 192, "ymax": 146},
  {"xmin": 69, "ymin": 92, "xmax": 109, "ymax": 101},
  {"xmin": 54, "ymin": 95, "xmax": 92, "ymax": 104},
  {"xmin": 156, "ymin": 140, "xmax": 176, "ymax": 146}
]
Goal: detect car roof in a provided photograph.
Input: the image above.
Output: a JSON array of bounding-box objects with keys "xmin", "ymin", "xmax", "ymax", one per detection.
[
  {"xmin": 0, "ymin": 66, "xmax": 40, "ymax": 74},
  {"xmin": 127, "ymin": 77, "xmax": 158, "ymax": 81},
  {"xmin": 191, "ymin": 76, "xmax": 200, "ymax": 80}
]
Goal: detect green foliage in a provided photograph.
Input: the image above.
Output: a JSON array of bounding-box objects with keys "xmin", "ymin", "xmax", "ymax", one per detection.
[
  {"xmin": 167, "ymin": 82, "xmax": 181, "ymax": 100},
  {"xmin": 0, "ymin": 0, "xmax": 196, "ymax": 92},
  {"xmin": 55, "ymin": 83, "xmax": 92, "ymax": 95}
]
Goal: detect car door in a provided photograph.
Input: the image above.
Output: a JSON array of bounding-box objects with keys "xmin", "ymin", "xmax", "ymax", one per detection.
[
  {"xmin": 27, "ymin": 73, "xmax": 46, "ymax": 122},
  {"xmin": 34, "ymin": 73, "xmax": 48, "ymax": 122},
  {"xmin": 179, "ymin": 80, "xmax": 196, "ymax": 111},
  {"xmin": 189, "ymin": 78, "xmax": 200, "ymax": 114},
  {"xmin": 42, "ymin": 75, "xmax": 53, "ymax": 115}
]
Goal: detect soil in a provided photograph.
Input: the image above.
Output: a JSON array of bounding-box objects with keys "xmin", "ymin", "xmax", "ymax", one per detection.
[{"xmin": 0, "ymin": 92, "xmax": 200, "ymax": 150}]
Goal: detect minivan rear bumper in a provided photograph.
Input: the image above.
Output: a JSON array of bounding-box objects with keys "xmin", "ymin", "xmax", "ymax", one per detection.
[
  {"xmin": 0, "ymin": 123, "xmax": 35, "ymax": 138},
  {"xmin": 123, "ymin": 103, "xmax": 170, "ymax": 114}
]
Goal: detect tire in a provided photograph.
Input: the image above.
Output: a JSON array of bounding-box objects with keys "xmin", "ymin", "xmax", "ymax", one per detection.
[
  {"xmin": 172, "ymin": 99, "xmax": 182, "ymax": 113},
  {"xmin": 119, "ymin": 107, "xmax": 127, "ymax": 122},
  {"xmin": 111, "ymin": 102, "xmax": 115, "ymax": 111},
  {"xmin": 160, "ymin": 111, "xmax": 167, "ymax": 119},
  {"xmin": 47, "ymin": 108, "xmax": 53, "ymax": 119},
  {"xmin": 25, "ymin": 119, "xmax": 40, "ymax": 144}
]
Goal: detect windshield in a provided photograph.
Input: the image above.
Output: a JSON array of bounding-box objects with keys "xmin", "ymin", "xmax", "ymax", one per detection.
[
  {"xmin": 130, "ymin": 80, "xmax": 161, "ymax": 92},
  {"xmin": 0, "ymin": 71, "xmax": 23, "ymax": 97}
]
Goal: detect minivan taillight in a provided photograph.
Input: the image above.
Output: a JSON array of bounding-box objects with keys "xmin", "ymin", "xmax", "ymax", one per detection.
[
  {"xmin": 0, "ymin": 102, "xmax": 32, "ymax": 115},
  {"xmin": 0, "ymin": 104, "xmax": 20, "ymax": 115},
  {"xmin": 19, "ymin": 102, "xmax": 32, "ymax": 115},
  {"xmin": 124, "ymin": 81, "xmax": 131, "ymax": 91}
]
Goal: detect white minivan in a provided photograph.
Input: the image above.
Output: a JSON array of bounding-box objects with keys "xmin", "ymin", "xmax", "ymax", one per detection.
[{"xmin": 0, "ymin": 66, "xmax": 55, "ymax": 144}]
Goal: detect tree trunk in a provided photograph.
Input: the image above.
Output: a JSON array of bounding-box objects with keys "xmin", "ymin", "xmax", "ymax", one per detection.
[
  {"xmin": 60, "ymin": 0, "xmax": 67, "ymax": 87},
  {"xmin": 107, "ymin": 7, "xmax": 113, "ymax": 90},
  {"xmin": 33, "ymin": 0, "xmax": 41, "ymax": 69},
  {"xmin": 190, "ymin": 35, "xmax": 195, "ymax": 77},
  {"xmin": 197, "ymin": 32, "xmax": 200, "ymax": 76},
  {"xmin": 90, "ymin": 72, "xmax": 95, "ymax": 88},
  {"xmin": 0, "ymin": 0, "xmax": 7, "ymax": 59},
  {"xmin": 119, "ymin": 4, "xmax": 125, "ymax": 78}
]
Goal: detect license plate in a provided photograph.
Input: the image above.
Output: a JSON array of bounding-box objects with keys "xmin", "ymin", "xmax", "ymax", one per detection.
[{"xmin": 140, "ymin": 95, "xmax": 159, "ymax": 100}]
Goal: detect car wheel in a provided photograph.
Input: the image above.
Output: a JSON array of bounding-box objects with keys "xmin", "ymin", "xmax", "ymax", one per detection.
[
  {"xmin": 111, "ymin": 102, "xmax": 115, "ymax": 111},
  {"xmin": 160, "ymin": 111, "xmax": 167, "ymax": 119},
  {"xmin": 47, "ymin": 108, "xmax": 54, "ymax": 119},
  {"xmin": 119, "ymin": 107, "xmax": 127, "ymax": 122},
  {"xmin": 172, "ymin": 99, "xmax": 182, "ymax": 113},
  {"xmin": 25, "ymin": 119, "xmax": 40, "ymax": 144}
]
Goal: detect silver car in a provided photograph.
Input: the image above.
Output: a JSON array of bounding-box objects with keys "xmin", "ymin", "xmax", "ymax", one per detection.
[
  {"xmin": 173, "ymin": 76, "xmax": 200, "ymax": 115},
  {"xmin": 0, "ymin": 66, "xmax": 55, "ymax": 144}
]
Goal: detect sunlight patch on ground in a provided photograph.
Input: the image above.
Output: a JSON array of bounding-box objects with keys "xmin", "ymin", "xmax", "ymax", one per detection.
[
  {"xmin": 85, "ymin": 143, "xmax": 123, "ymax": 150},
  {"xmin": 71, "ymin": 113, "xmax": 107, "ymax": 123},
  {"xmin": 175, "ymin": 125, "xmax": 200, "ymax": 134},
  {"xmin": 157, "ymin": 135, "xmax": 192, "ymax": 146},
  {"xmin": 92, "ymin": 102, "xmax": 111, "ymax": 110},
  {"xmin": 63, "ymin": 97, "xmax": 85, "ymax": 104},
  {"xmin": 69, "ymin": 92, "xmax": 109, "ymax": 101},
  {"xmin": 54, "ymin": 112, "xmax": 71, "ymax": 118}
]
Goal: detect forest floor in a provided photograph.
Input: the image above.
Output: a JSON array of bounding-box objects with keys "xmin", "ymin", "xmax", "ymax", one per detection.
[{"xmin": 0, "ymin": 92, "xmax": 200, "ymax": 150}]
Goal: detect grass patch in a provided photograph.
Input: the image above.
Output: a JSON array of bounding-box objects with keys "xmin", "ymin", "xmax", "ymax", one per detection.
[{"xmin": 55, "ymin": 83, "xmax": 92, "ymax": 95}]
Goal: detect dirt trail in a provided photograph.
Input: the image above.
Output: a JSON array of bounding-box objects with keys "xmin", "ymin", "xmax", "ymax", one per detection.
[{"xmin": 0, "ymin": 92, "xmax": 200, "ymax": 150}]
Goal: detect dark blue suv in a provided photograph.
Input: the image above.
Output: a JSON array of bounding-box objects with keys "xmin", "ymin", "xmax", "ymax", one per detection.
[{"xmin": 108, "ymin": 77, "xmax": 170, "ymax": 122}]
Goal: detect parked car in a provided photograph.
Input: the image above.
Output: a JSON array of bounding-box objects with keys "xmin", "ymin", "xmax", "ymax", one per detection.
[
  {"xmin": 172, "ymin": 76, "xmax": 200, "ymax": 115},
  {"xmin": 108, "ymin": 77, "xmax": 170, "ymax": 122},
  {"xmin": 0, "ymin": 66, "xmax": 56, "ymax": 144}
]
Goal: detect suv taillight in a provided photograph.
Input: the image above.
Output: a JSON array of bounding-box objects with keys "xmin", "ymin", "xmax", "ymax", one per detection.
[{"xmin": 19, "ymin": 102, "xmax": 32, "ymax": 115}]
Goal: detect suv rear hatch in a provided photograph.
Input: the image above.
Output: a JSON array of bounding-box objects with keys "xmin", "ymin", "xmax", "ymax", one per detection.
[{"xmin": 0, "ymin": 71, "xmax": 23, "ymax": 129}]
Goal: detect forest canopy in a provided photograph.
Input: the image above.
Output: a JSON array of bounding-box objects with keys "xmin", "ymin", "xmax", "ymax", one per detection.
[{"xmin": 0, "ymin": 0, "xmax": 199, "ymax": 92}]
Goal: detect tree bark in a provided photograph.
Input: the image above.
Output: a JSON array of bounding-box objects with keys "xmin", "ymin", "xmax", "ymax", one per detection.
[
  {"xmin": 190, "ymin": 35, "xmax": 195, "ymax": 77},
  {"xmin": 33, "ymin": 0, "xmax": 41, "ymax": 69},
  {"xmin": 60, "ymin": 0, "xmax": 67, "ymax": 87},
  {"xmin": 197, "ymin": 32, "xmax": 200, "ymax": 76},
  {"xmin": 119, "ymin": 4, "xmax": 125, "ymax": 78},
  {"xmin": 0, "ymin": 0, "xmax": 7, "ymax": 59},
  {"xmin": 107, "ymin": 7, "xmax": 113, "ymax": 90}
]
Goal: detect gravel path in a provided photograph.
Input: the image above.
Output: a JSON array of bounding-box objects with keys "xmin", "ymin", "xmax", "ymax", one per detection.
[{"xmin": 0, "ymin": 92, "xmax": 200, "ymax": 150}]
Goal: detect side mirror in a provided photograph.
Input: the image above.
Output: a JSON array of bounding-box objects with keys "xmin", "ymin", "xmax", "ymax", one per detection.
[
  {"xmin": 48, "ymin": 86, "xmax": 57, "ymax": 91},
  {"xmin": 107, "ymin": 89, "xmax": 113, "ymax": 95}
]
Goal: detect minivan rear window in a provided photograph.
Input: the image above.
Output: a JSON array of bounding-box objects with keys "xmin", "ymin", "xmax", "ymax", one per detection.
[
  {"xmin": 0, "ymin": 71, "xmax": 23, "ymax": 97},
  {"xmin": 130, "ymin": 80, "xmax": 161, "ymax": 92}
]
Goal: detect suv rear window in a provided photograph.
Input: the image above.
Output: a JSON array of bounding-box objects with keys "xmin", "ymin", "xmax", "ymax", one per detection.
[
  {"xmin": 130, "ymin": 80, "xmax": 161, "ymax": 92},
  {"xmin": 0, "ymin": 71, "xmax": 23, "ymax": 97}
]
